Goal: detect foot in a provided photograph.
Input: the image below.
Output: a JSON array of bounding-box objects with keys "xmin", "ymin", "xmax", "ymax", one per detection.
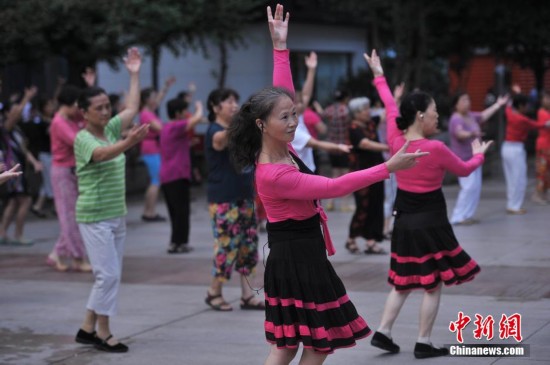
[
  {"xmin": 141, "ymin": 214, "xmax": 166, "ymax": 222},
  {"xmin": 94, "ymin": 334, "xmax": 128, "ymax": 353},
  {"xmin": 72, "ymin": 258, "xmax": 93, "ymax": 272},
  {"xmin": 325, "ymin": 201, "xmax": 334, "ymax": 211},
  {"xmin": 454, "ymin": 218, "xmax": 479, "ymax": 226},
  {"xmin": 240, "ymin": 295, "xmax": 265, "ymax": 310},
  {"xmin": 531, "ymin": 192, "xmax": 548, "ymax": 205},
  {"xmin": 370, "ymin": 331, "xmax": 400, "ymax": 353},
  {"xmin": 205, "ymin": 290, "xmax": 233, "ymax": 311},
  {"xmin": 365, "ymin": 242, "xmax": 386, "ymax": 255},
  {"xmin": 414, "ymin": 342, "xmax": 449, "ymax": 359},
  {"xmin": 11, "ymin": 237, "xmax": 34, "ymax": 246},
  {"xmin": 345, "ymin": 239, "xmax": 360, "ymax": 254},
  {"xmin": 506, "ymin": 208, "xmax": 526, "ymax": 215},
  {"xmin": 47, "ymin": 253, "xmax": 69, "ymax": 272},
  {"xmin": 30, "ymin": 207, "xmax": 47, "ymax": 218},
  {"xmin": 75, "ymin": 328, "xmax": 100, "ymax": 345},
  {"xmin": 167, "ymin": 243, "xmax": 193, "ymax": 254}
]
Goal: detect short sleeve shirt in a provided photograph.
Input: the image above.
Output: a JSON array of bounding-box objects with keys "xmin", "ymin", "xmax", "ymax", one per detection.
[{"xmin": 74, "ymin": 116, "xmax": 127, "ymax": 223}]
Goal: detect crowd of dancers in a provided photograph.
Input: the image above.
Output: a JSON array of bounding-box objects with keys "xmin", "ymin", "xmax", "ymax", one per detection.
[{"xmin": 1, "ymin": 3, "xmax": 549, "ymax": 363}]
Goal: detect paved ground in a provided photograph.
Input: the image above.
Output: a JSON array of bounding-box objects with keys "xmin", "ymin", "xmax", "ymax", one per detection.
[{"xmin": 1, "ymin": 171, "xmax": 549, "ymax": 365}]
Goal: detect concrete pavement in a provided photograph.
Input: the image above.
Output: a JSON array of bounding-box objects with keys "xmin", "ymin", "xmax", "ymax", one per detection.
[{"xmin": 1, "ymin": 173, "xmax": 549, "ymax": 365}]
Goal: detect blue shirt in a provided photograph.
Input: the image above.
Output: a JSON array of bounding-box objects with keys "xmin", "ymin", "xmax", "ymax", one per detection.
[{"xmin": 205, "ymin": 122, "xmax": 254, "ymax": 203}]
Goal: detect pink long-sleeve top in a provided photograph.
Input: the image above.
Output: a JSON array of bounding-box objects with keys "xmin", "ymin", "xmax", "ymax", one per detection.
[
  {"xmin": 255, "ymin": 50, "xmax": 390, "ymax": 256},
  {"xmin": 374, "ymin": 76, "xmax": 484, "ymax": 193}
]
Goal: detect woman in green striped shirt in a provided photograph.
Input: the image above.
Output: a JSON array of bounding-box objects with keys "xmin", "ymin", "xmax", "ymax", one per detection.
[{"xmin": 73, "ymin": 47, "xmax": 149, "ymax": 353}]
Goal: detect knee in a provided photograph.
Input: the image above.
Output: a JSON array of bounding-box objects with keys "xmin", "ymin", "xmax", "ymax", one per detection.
[
  {"xmin": 96, "ymin": 270, "xmax": 120, "ymax": 289},
  {"xmin": 270, "ymin": 346, "xmax": 298, "ymax": 363}
]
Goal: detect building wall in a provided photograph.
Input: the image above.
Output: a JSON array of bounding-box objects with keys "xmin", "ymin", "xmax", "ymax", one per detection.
[{"xmin": 97, "ymin": 22, "xmax": 367, "ymax": 121}]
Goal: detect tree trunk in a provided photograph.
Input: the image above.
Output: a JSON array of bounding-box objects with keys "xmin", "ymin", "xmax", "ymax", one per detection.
[{"xmin": 151, "ymin": 44, "xmax": 160, "ymax": 91}]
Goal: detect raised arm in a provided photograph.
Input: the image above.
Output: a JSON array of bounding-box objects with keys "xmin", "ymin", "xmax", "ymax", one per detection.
[
  {"xmin": 300, "ymin": 52, "xmax": 317, "ymax": 112},
  {"xmin": 117, "ymin": 48, "xmax": 142, "ymax": 130},
  {"xmin": 5, "ymin": 86, "xmax": 38, "ymax": 131},
  {"xmin": 480, "ymin": 95, "xmax": 508, "ymax": 122},
  {"xmin": 364, "ymin": 50, "xmax": 400, "ymax": 145},
  {"xmin": 185, "ymin": 101, "xmax": 204, "ymax": 132},
  {"xmin": 154, "ymin": 76, "xmax": 176, "ymax": 110},
  {"xmin": 438, "ymin": 140, "xmax": 489, "ymax": 177},
  {"xmin": 268, "ymin": 4, "xmax": 294, "ymax": 95}
]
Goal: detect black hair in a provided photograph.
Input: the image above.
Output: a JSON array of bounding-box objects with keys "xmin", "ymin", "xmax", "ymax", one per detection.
[
  {"xmin": 177, "ymin": 91, "xmax": 190, "ymax": 100},
  {"xmin": 228, "ymin": 87, "xmax": 294, "ymax": 172},
  {"xmin": 396, "ymin": 91, "xmax": 433, "ymax": 130},
  {"xmin": 57, "ymin": 85, "xmax": 81, "ymax": 106},
  {"xmin": 333, "ymin": 89, "xmax": 350, "ymax": 102},
  {"xmin": 140, "ymin": 87, "xmax": 154, "ymax": 109},
  {"xmin": 206, "ymin": 88, "xmax": 240, "ymax": 122},
  {"xmin": 35, "ymin": 95, "xmax": 51, "ymax": 114},
  {"xmin": 451, "ymin": 91, "xmax": 468, "ymax": 109},
  {"xmin": 166, "ymin": 98, "xmax": 189, "ymax": 119},
  {"xmin": 512, "ymin": 94, "xmax": 529, "ymax": 109},
  {"xmin": 108, "ymin": 93, "xmax": 120, "ymax": 107},
  {"xmin": 78, "ymin": 86, "xmax": 107, "ymax": 111}
]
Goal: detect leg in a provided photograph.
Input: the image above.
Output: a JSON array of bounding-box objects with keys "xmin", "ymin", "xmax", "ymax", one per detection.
[
  {"xmin": 80, "ymin": 309, "xmax": 97, "ymax": 333},
  {"xmin": 264, "ymin": 345, "xmax": 298, "ymax": 365},
  {"xmin": 378, "ymin": 287, "xmax": 411, "ymax": 335},
  {"xmin": 515, "ymin": 146, "xmax": 528, "ymax": 210},
  {"xmin": 451, "ymin": 167, "xmax": 482, "ymax": 223},
  {"xmin": 14, "ymin": 195, "xmax": 32, "ymax": 241},
  {"xmin": 234, "ymin": 199, "xmax": 263, "ymax": 306},
  {"xmin": 418, "ymin": 284, "xmax": 443, "ymax": 341},
  {"xmin": 501, "ymin": 143, "xmax": 515, "ymax": 210},
  {"xmin": 142, "ymin": 154, "xmax": 162, "ymax": 218},
  {"xmin": 206, "ymin": 202, "xmax": 237, "ymax": 311},
  {"xmin": 0, "ymin": 198, "xmax": 17, "ymax": 240},
  {"xmin": 298, "ymin": 348, "xmax": 328, "ymax": 365}
]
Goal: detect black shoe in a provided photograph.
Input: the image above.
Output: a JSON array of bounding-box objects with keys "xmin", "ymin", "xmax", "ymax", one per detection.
[
  {"xmin": 94, "ymin": 334, "xmax": 129, "ymax": 353},
  {"xmin": 167, "ymin": 243, "xmax": 193, "ymax": 254},
  {"xmin": 370, "ymin": 331, "xmax": 400, "ymax": 353},
  {"xmin": 75, "ymin": 329, "xmax": 100, "ymax": 345},
  {"xmin": 30, "ymin": 207, "xmax": 47, "ymax": 218},
  {"xmin": 414, "ymin": 342, "xmax": 449, "ymax": 359},
  {"xmin": 141, "ymin": 214, "xmax": 166, "ymax": 222}
]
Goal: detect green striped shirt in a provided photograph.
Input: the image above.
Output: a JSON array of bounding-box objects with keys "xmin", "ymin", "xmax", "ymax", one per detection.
[{"xmin": 75, "ymin": 116, "xmax": 127, "ymax": 223}]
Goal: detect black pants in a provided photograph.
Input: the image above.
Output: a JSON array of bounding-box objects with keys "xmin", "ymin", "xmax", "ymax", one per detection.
[{"xmin": 161, "ymin": 179, "xmax": 190, "ymax": 244}]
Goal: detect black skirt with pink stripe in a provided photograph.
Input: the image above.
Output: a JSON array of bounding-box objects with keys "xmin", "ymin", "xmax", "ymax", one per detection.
[
  {"xmin": 389, "ymin": 188, "xmax": 480, "ymax": 291},
  {"xmin": 264, "ymin": 214, "xmax": 371, "ymax": 354}
]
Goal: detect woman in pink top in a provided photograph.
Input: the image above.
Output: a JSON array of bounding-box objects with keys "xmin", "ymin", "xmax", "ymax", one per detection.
[
  {"xmin": 227, "ymin": 6, "xmax": 425, "ymax": 364},
  {"xmin": 139, "ymin": 77, "xmax": 175, "ymax": 222},
  {"xmin": 159, "ymin": 98, "xmax": 203, "ymax": 254},
  {"xmin": 48, "ymin": 85, "xmax": 93, "ymax": 272},
  {"xmin": 363, "ymin": 51, "xmax": 492, "ymax": 359}
]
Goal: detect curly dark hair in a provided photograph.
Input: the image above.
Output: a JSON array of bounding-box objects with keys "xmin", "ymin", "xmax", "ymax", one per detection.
[
  {"xmin": 206, "ymin": 88, "xmax": 240, "ymax": 122},
  {"xmin": 228, "ymin": 87, "xmax": 293, "ymax": 172},
  {"xmin": 78, "ymin": 86, "xmax": 107, "ymax": 111}
]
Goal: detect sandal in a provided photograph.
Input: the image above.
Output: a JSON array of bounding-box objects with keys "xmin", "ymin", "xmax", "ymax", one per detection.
[
  {"xmin": 345, "ymin": 240, "xmax": 360, "ymax": 254},
  {"xmin": 365, "ymin": 244, "xmax": 387, "ymax": 255},
  {"xmin": 205, "ymin": 291, "xmax": 233, "ymax": 311},
  {"xmin": 240, "ymin": 295, "xmax": 265, "ymax": 310}
]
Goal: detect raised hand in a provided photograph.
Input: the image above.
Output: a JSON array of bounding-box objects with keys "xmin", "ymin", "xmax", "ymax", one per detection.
[
  {"xmin": 305, "ymin": 52, "xmax": 317, "ymax": 69},
  {"xmin": 267, "ymin": 4, "xmax": 289, "ymax": 50},
  {"xmin": 393, "ymin": 82, "xmax": 405, "ymax": 105},
  {"xmin": 363, "ymin": 50, "xmax": 384, "ymax": 77},
  {"xmin": 385, "ymin": 141, "xmax": 430, "ymax": 173},
  {"xmin": 24, "ymin": 86, "xmax": 38, "ymax": 100},
  {"xmin": 471, "ymin": 139, "xmax": 493, "ymax": 155},
  {"xmin": 164, "ymin": 76, "xmax": 176, "ymax": 89},
  {"xmin": 124, "ymin": 47, "xmax": 142, "ymax": 75},
  {"xmin": 496, "ymin": 94, "xmax": 509, "ymax": 107},
  {"xmin": 127, "ymin": 124, "xmax": 149, "ymax": 144}
]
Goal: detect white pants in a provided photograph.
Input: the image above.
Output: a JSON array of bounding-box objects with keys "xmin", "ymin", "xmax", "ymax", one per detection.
[
  {"xmin": 451, "ymin": 166, "xmax": 482, "ymax": 223},
  {"xmin": 501, "ymin": 142, "xmax": 527, "ymax": 211},
  {"xmin": 384, "ymin": 173, "xmax": 397, "ymax": 218},
  {"xmin": 79, "ymin": 217, "xmax": 126, "ymax": 317}
]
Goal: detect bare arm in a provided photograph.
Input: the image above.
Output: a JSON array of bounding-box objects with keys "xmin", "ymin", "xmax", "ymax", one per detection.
[
  {"xmin": 117, "ymin": 48, "xmax": 142, "ymax": 131},
  {"xmin": 153, "ymin": 76, "xmax": 176, "ymax": 110},
  {"xmin": 306, "ymin": 138, "xmax": 351, "ymax": 153},
  {"xmin": 212, "ymin": 130, "xmax": 228, "ymax": 151},
  {"xmin": 480, "ymin": 95, "xmax": 508, "ymax": 122},
  {"xmin": 300, "ymin": 52, "xmax": 317, "ymax": 113},
  {"xmin": 92, "ymin": 124, "xmax": 149, "ymax": 162},
  {"xmin": 358, "ymin": 138, "xmax": 389, "ymax": 152},
  {"xmin": 5, "ymin": 86, "xmax": 37, "ymax": 131},
  {"xmin": 186, "ymin": 101, "xmax": 204, "ymax": 132}
]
